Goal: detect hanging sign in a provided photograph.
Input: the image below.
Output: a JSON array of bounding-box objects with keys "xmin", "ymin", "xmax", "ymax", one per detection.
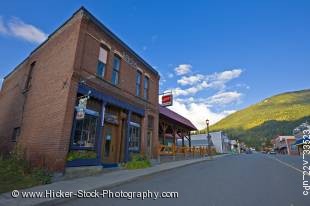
[
  {"xmin": 76, "ymin": 108, "xmax": 85, "ymax": 120},
  {"xmin": 75, "ymin": 92, "xmax": 90, "ymax": 120},
  {"xmin": 161, "ymin": 92, "xmax": 173, "ymax": 107}
]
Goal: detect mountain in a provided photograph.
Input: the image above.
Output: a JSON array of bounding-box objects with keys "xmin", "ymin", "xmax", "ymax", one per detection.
[{"xmin": 201, "ymin": 89, "xmax": 310, "ymax": 148}]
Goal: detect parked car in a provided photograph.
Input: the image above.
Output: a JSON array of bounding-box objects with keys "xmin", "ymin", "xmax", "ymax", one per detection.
[{"xmin": 269, "ymin": 150, "xmax": 276, "ymax": 155}]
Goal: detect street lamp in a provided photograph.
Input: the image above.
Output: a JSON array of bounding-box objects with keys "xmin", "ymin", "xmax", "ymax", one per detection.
[{"xmin": 206, "ymin": 119, "xmax": 212, "ymax": 160}]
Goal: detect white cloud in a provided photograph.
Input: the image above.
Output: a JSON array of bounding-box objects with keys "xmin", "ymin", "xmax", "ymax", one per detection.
[
  {"xmin": 207, "ymin": 69, "xmax": 242, "ymax": 89},
  {"xmin": 173, "ymin": 69, "xmax": 243, "ymax": 96},
  {"xmin": 169, "ymin": 86, "xmax": 203, "ymax": 97},
  {"xmin": 208, "ymin": 91, "xmax": 242, "ymax": 105},
  {"xmin": 170, "ymin": 80, "xmax": 211, "ymax": 97},
  {"xmin": 0, "ymin": 17, "xmax": 47, "ymax": 44},
  {"xmin": 161, "ymin": 67, "xmax": 244, "ymax": 129},
  {"xmin": 0, "ymin": 16, "xmax": 8, "ymax": 34},
  {"xmin": 169, "ymin": 82, "xmax": 209, "ymax": 97},
  {"xmin": 174, "ymin": 64, "xmax": 192, "ymax": 75},
  {"xmin": 213, "ymin": 69, "xmax": 242, "ymax": 81},
  {"xmin": 168, "ymin": 99, "xmax": 236, "ymax": 130},
  {"xmin": 177, "ymin": 74, "xmax": 204, "ymax": 86},
  {"xmin": 7, "ymin": 17, "xmax": 47, "ymax": 43}
]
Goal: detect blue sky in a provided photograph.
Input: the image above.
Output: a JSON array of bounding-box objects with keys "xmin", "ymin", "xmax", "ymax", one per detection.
[{"xmin": 0, "ymin": 0, "xmax": 309, "ymax": 129}]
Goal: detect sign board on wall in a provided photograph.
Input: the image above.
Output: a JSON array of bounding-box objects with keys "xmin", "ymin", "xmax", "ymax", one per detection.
[
  {"xmin": 161, "ymin": 92, "xmax": 173, "ymax": 107},
  {"xmin": 105, "ymin": 114, "xmax": 119, "ymax": 125}
]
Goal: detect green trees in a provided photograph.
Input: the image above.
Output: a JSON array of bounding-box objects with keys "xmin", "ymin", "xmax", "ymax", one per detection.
[{"xmin": 201, "ymin": 89, "xmax": 310, "ymax": 148}]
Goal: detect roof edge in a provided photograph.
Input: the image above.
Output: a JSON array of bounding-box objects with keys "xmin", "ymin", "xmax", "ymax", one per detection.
[
  {"xmin": 159, "ymin": 105, "xmax": 197, "ymax": 130},
  {"xmin": 4, "ymin": 6, "xmax": 159, "ymax": 80},
  {"xmin": 80, "ymin": 7, "xmax": 158, "ymax": 76}
]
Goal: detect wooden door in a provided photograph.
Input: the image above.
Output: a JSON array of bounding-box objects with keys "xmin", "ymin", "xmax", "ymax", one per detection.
[{"xmin": 101, "ymin": 123, "xmax": 117, "ymax": 163}]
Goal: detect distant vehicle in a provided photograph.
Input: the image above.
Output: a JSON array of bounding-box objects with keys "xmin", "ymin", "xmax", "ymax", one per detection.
[
  {"xmin": 261, "ymin": 151, "xmax": 267, "ymax": 154},
  {"xmin": 269, "ymin": 150, "xmax": 276, "ymax": 155},
  {"xmin": 245, "ymin": 149, "xmax": 252, "ymax": 154}
]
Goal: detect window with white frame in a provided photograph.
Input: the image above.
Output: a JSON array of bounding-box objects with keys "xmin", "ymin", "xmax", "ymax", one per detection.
[{"xmin": 97, "ymin": 47, "xmax": 108, "ymax": 78}]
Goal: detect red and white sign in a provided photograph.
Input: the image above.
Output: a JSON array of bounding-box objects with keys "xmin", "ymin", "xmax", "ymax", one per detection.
[{"xmin": 161, "ymin": 93, "xmax": 173, "ymax": 106}]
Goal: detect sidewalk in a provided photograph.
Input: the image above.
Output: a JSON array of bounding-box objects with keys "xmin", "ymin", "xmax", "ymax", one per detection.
[{"xmin": 0, "ymin": 154, "xmax": 229, "ymax": 206}]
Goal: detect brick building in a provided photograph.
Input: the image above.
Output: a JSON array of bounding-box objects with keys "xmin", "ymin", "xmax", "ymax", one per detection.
[
  {"xmin": 0, "ymin": 7, "xmax": 160, "ymax": 171},
  {"xmin": 273, "ymin": 136, "xmax": 298, "ymax": 155}
]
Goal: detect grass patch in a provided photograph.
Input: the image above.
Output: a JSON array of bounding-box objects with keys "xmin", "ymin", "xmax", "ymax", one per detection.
[
  {"xmin": 0, "ymin": 150, "xmax": 52, "ymax": 194},
  {"xmin": 124, "ymin": 154, "xmax": 151, "ymax": 170}
]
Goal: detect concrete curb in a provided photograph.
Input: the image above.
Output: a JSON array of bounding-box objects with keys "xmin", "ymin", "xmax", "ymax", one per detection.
[{"xmin": 0, "ymin": 154, "xmax": 230, "ymax": 206}]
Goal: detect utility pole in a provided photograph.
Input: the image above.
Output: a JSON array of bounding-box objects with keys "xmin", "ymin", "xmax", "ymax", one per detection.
[{"xmin": 206, "ymin": 119, "xmax": 212, "ymax": 160}]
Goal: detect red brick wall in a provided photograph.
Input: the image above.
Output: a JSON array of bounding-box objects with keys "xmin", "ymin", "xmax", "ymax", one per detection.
[
  {"xmin": 74, "ymin": 14, "xmax": 160, "ymax": 158},
  {"xmin": 0, "ymin": 61, "xmax": 28, "ymax": 153},
  {"xmin": 0, "ymin": 11, "xmax": 84, "ymax": 171},
  {"xmin": 287, "ymin": 139, "xmax": 299, "ymax": 155},
  {"xmin": 77, "ymin": 17, "xmax": 159, "ymax": 106},
  {"xmin": 0, "ymin": 9, "xmax": 160, "ymax": 172}
]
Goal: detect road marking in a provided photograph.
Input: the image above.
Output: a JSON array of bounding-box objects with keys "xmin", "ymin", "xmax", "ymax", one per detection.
[{"xmin": 266, "ymin": 155, "xmax": 310, "ymax": 176}]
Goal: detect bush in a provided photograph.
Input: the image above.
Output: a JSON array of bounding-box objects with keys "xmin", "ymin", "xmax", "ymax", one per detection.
[
  {"xmin": 124, "ymin": 154, "xmax": 151, "ymax": 170},
  {"xmin": 67, "ymin": 150, "xmax": 97, "ymax": 161},
  {"xmin": 0, "ymin": 147, "xmax": 51, "ymax": 194}
]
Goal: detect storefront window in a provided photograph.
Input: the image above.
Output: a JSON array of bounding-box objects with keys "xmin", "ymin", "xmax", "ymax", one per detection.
[
  {"xmin": 128, "ymin": 123, "xmax": 141, "ymax": 152},
  {"xmin": 72, "ymin": 113, "xmax": 98, "ymax": 148}
]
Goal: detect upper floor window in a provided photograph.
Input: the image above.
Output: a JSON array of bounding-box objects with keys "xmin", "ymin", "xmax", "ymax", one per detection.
[
  {"xmin": 111, "ymin": 55, "xmax": 121, "ymax": 85},
  {"xmin": 97, "ymin": 47, "xmax": 108, "ymax": 78},
  {"xmin": 144, "ymin": 76, "xmax": 149, "ymax": 100},
  {"xmin": 136, "ymin": 71, "xmax": 142, "ymax": 96}
]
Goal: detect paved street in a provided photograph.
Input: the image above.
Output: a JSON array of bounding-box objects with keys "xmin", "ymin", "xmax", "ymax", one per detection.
[{"xmin": 59, "ymin": 153, "xmax": 310, "ymax": 206}]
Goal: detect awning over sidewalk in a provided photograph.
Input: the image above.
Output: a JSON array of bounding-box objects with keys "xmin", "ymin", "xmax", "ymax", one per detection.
[
  {"xmin": 295, "ymin": 137, "xmax": 310, "ymax": 146},
  {"xmin": 159, "ymin": 105, "xmax": 197, "ymax": 147},
  {"xmin": 159, "ymin": 106, "xmax": 197, "ymax": 130}
]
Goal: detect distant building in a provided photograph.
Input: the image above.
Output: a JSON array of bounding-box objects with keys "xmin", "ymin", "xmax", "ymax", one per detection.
[
  {"xmin": 187, "ymin": 131, "xmax": 231, "ymax": 153},
  {"xmin": 293, "ymin": 122, "xmax": 310, "ymax": 156},
  {"xmin": 273, "ymin": 136, "xmax": 298, "ymax": 155},
  {"xmin": 229, "ymin": 140, "xmax": 238, "ymax": 152}
]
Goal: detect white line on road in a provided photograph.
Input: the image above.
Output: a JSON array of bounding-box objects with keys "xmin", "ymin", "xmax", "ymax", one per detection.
[{"xmin": 266, "ymin": 155, "xmax": 310, "ymax": 176}]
